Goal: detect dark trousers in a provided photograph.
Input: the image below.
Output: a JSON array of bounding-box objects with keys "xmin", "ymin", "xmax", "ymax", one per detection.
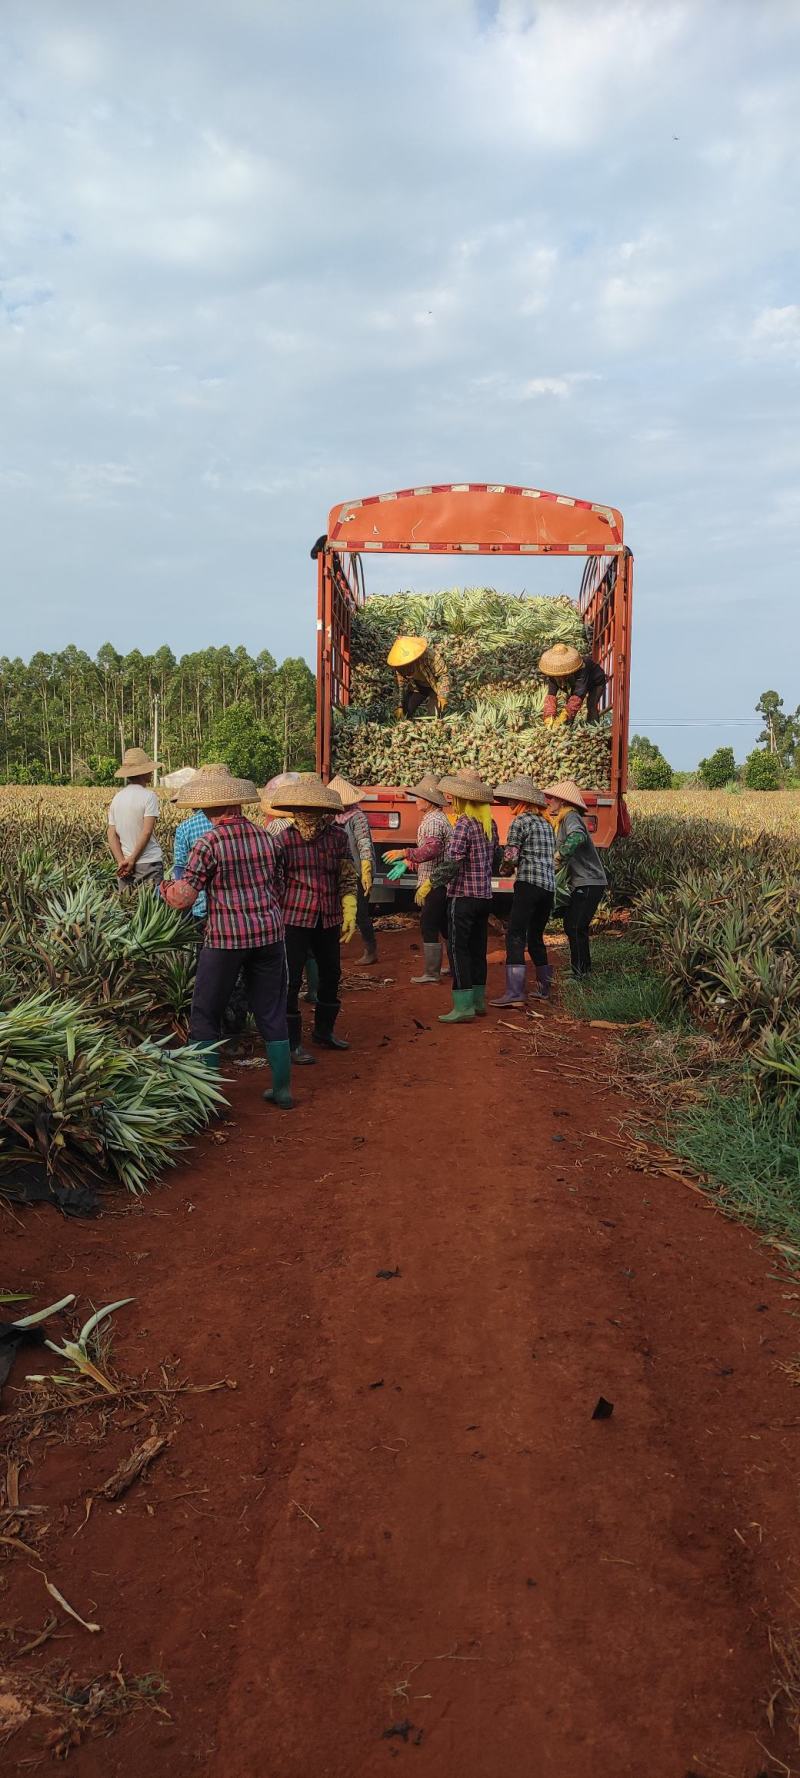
[
  {"xmin": 285, "ymin": 920, "xmax": 341, "ymax": 1016},
  {"xmin": 191, "ymin": 943, "xmax": 288, "ymax": 1044},
  {"xmin": 420, "ymin": 881, "xmax": 449, "ymax": 944},
  {"xmin": 506, "ymin": 881, "xmax": 554, "ymax": 967},
  {"xmin": 356, "ymin": 885, "xmax": 376, "ymax": 948},
  {"xmin": 563, "ymin": 886, "xmax": 605, "ymax": 976},
  {"xmin": 447, "ymin": 895, "xmax": 492, "ymax": 991}
]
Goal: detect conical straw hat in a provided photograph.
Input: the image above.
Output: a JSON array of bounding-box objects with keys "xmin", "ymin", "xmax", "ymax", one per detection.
[
  {"xmin": 538, "ymin": 643, "xmax": 583, "ymax": 677},
  {"xmin": 328, "ymin": 774, "xmax": 364, "ymax": 807},
  {"xmin": 269, "ymin": 773, "xmax": 343, "ymax": 812},
  {"xmin": 387, "ymin": 636, "xmax": 429, "ymax": 669},
  {"xmin": 438, "ymin": 768, "xmax": 495, "ymax": 804},
  {"xmin": 543, "ymin": 779, "xmax": 587, "ymax": 811},
  {"xmin": 407, "ymin": 773, "xmax": 446, "ymax": 807},
  {"xmin": 176, "ymin": 764, "xmax": 259, "ymax": 808},
  {"xmin": 170, "ymin": 762, "xmax": 227, "ymax": 803},
  {"xmin": 494, "ymin": 775, "xmax": 547, "ymax": 808},
  {"xmin": 261, "ymin": 771, "xmax": 301, "ymax": 804},
  {"xmin": 114, "ymin": 745, "xmax": 161, "ymax": 779}
]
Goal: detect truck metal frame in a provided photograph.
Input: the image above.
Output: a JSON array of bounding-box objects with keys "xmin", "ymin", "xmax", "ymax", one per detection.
[{"xmin": 315, "ymin": 482, "xmax": 633, "ymax": 890}]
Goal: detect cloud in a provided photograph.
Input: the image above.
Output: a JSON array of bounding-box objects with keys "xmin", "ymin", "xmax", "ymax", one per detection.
[{"xmin": 1, "ymin": 0, "xmax": 799, "ymax": 764}]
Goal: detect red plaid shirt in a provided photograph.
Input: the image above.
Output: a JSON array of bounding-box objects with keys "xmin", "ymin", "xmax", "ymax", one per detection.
[
  {"xmin": 432, "ymin": 815, "xmax": 499, "ymax": 900},
  {"xmin": 182, "ymin": 816, "xmax": 284, "ymax": 949},
  {"xmin": 273, "ymin": 820, "xmax": 357, "ymax": 929}
]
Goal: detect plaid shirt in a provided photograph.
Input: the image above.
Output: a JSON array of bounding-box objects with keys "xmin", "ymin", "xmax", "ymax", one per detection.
[
  {"xmin": 336, "ymin": 806, "xmax": 376, "ymax": 869},
  {"xmin": 504, "ymin": 812, "xmax": 556, "ymax": 893},
  {"xmin": 408, "ymin": 808, "xmax": 452, "ymax": 885},
  {"xmin": 273, "ymin": 820, "xmax": 358, "ymax": 929},
  {"xmin": 182, "ymin": 816, "xmax": 284, "ymax": 949},
  {"xmin": 432, "ymin": 815, "xmax": 499, "ymax": 900},
  {"xmin": 173, "ymin": 811, "xmax": 212, "ymax": 920}
]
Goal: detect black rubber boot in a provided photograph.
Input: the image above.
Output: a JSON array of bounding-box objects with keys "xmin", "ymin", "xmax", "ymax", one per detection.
[
  {"xmin": 288, "ymin": 1009, "xmax": 316, "ymax": 1067},
  {"xmin": 312, "ymin": 1000, "xmax": 350, "ymax": 1051}
]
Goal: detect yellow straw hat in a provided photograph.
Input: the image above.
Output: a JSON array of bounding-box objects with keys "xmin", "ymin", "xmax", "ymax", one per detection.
[
  {"xmin": 438, "ymin": 768, "xmax": 495, "ymax": 804},
  {"xmin": 387, "ymin": 636, "xmax": 429, "ymax": 669},
  {"xmin": 269, "ymin": 773, "xmax": 343, "ymax": 812},
  {"xmin": 176, "ymin": 764, "xmax": 259, "ymax": 808},
  {"xmin": 407, "ymin": 773, "xmax": 446, "ymax": 807},
  {"xmin": 328, "ymin": 774, "xmax": 364, "ymax": 807},
  {"xmin": 114, "ymin": 746, "xmax": 161, "ymax": 779},
  {"xmin": 494, "ymin": 775, "xmax": 547, "ymax": 808},
  {"xmin": 538, "ymin": 643, "xmax": 583, "ymax": 678},
  {"xmin": 543, "ymin": 779, "xmax": 587, "ymax": 811}
]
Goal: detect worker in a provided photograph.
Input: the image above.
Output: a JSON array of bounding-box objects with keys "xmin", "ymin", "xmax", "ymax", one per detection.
[
  {"xmin": 386, "ymin": 637, "xmax": 449, "ymax": 720},
  {"xmin": 107, "ymin": 746, "xmax": 163, "ymax": 889},
  {"xmin": 261, "ymin": 772, "xmax": 319, "ymax": 1008},
  {"xmin": 539, "ymin": 644, "xmax": 607, "ymax": 726},
  {"xmin": 160, "ymin": 765, "xmax": 293, "ymax": 1111},
  {"xmin": 170, "ymin": 763, "xmax": 250, "ymax": 1035},
  {"xmin": 424, "ymin": 768, "xmax": 498, "ymax": 1025},
  {"xmin": 490, "ymin": 776, "xmax": 556, "ymax": 1006},
  {"xmin": 329, "ymin": 775, "xmax": 379, "ymax": 966},
  {"xmin": 268, "ymin": 774, "xmax": 358, "ymax": 1062},
  {"xmin": 544, "ymin": 780, "xmax": 608, "ymax": 978},
  {"xmin": 384, "ymin": 773, "xmax": 452, "ymax": 984}
]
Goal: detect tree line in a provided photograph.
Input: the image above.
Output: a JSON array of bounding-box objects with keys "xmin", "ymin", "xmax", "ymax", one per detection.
[
  {"xmin": 0, "ymin": 645, "xmax": 316, "ymax": 784},
  {"xmin": 630, "ymin": 689, "xmax": 800, "ymax": 791}
]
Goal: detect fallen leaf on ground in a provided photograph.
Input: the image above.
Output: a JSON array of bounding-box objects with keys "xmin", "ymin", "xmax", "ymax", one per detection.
[{"xmin": 101, "ymin": 1434, "xmax": 170, "ymax": 1500}]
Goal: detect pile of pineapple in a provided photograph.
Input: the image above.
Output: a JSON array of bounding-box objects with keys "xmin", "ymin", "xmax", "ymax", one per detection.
[{"xmin": 334, "ymin": 586, "xmax": 613, "ymax": 790}]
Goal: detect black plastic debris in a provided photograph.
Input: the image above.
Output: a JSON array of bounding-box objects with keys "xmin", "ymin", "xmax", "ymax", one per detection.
[
  {"xmin": 0, "ymin": 1161, "xmax": 99, "ymax": 1218},
  {"xmin": 551, "ymin": 1133, "xmax": 566, "ymax": 1143},
  {"xmin": 592, "ymin": 1396, "xmax": 614, "ymax": 1420},
  {"xmin": 369, "ymin": 1379, "xmax": 385, "ymax": 1390},
  {"xmin": 382, "ymin": 1720, "xmax": 414, "ymax": 1743},
  {"xmin": 0, "ymin": 1323, "xmax": 45, "ymax": 1395},
  {"xmin": 376, "ymin": 1268, "xmax": 401, "ymax": 1281}
]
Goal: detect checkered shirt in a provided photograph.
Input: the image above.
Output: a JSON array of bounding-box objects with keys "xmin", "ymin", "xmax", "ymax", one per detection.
[
  {"xmin": 408, "ymin": 807, "xmax": 452, "ymax": 884},
  {"xmin": 273, "ymin": 820, "xmax": 358, "ymax": 929},
  {"xmin": 182, "ymin": 815, "xmax": 284, "ymax": 949},
  {"xmin": 337, "ymin": 806, "xmax": 376, "ymax": 869},
  {"xmin": 433, "ymin": 815, "xmax": 499, "ymax": 900},
  {"xmin": 504, "ymin": 812, "xmax": 556, "ymax": 893},
  {"xmin": 173, "ymin": 810, "xmax": 212, "ymax": 920}
]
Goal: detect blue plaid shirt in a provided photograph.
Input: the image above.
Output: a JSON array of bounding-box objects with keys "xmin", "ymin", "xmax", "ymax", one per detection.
[
  {"xmin": 173, "ymin": 811, "xmax": 213, "ymax": 919},
  {"xmin": 504, "ymin": 811, "xmax": 556, "ymax": 893}
]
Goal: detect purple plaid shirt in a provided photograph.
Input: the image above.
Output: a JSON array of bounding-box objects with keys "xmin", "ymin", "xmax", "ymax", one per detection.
[
  {"xmin": 273, "ymin": 821, "xmax": 357, "ymax": 929},
  {"xmin": 432, "ymin": 815, "xmax": 499, "ymax": 900},
  {"xmin": 182, "ymin": 816, "xmax": 284, "ymax": 950},
  {"xmin": 407, "ymin": 808, "xmax": 452, "ymax": 885}
]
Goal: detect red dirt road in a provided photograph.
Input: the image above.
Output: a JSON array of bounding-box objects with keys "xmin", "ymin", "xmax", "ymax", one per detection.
[{"xmin": 4, "ymin": 929, "xmax": 800, "ymax": 1776}]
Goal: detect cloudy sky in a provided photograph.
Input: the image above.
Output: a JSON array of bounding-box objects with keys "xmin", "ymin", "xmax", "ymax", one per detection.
[{"xmin": 2, "ymin": 0, "xmax": 799, "ymax": 767}]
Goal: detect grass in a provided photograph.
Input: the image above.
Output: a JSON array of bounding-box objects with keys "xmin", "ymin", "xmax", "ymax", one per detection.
[
  {"xmin": 665, "ymin": 1086, "xmax": 800, "ymax": 1252},
  {"xmin": 561, "ymin": 937, "xmax": 681, "ymax": 1026}
]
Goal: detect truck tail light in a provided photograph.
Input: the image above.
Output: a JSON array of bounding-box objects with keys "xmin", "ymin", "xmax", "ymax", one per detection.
[{"xmin": 387, "ymin": 812, "xmax": 400, "ymax": 829}]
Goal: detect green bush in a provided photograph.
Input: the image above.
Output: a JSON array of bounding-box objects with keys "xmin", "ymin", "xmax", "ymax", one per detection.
[
  {"xmin": 743, "ymin": 749, "xmax": 783, "ymax": 790},
  {"xmin": 208, "ymin": 703, "xmax": 280, "ymax": 786},
  {"xmin": 629, "ymin": 750, "xmax": 673, "ymax": 789},
  {"xmin": 698, "ymin": 746, "xmax": 736, "ymax": 788}
]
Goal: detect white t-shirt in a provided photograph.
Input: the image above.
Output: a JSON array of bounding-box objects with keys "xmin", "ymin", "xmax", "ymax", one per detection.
[{"xmin": 108, "ymin": 785, "xmax": 162, "ymax": 864}]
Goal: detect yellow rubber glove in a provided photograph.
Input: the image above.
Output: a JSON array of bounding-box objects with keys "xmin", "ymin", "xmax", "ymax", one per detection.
[
  {"xmin": 543, "ymin": 715, "xmax": 555, "ymax": 730},
  {"xmin": 554, "ymin": 707, "xmax": 569, "ymax": 727},
  {"xmin": 341, "ymin": 893, "xmax": 357, "ymax": 943},
  {"xmin": 360, "ymin": 860, "xmax": 373, "ymax": 894},
  {"xmin": 414, "ymin": 879, "xmax": 432, "ymax": 907}
]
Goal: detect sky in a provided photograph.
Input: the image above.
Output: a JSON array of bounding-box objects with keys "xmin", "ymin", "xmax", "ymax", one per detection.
[{"xmin": 2, "ymin": 0, "xmax": 799, "ymax": 769}]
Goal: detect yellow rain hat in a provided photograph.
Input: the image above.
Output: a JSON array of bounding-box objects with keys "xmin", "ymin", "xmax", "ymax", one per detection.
[{"xmin": 387, "ymin": 636, "xmax": 429, "ymax": 669}]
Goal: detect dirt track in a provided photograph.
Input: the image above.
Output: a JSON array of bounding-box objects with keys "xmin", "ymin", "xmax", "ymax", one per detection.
[{"xmin": 4, "ymin": 929, "xmax": 800, "ymax": 1776}]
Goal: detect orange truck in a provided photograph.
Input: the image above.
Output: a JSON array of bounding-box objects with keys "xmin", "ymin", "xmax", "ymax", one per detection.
[{"xmin": 315, "ymin": 482, "xmax": 633, "ymax": 899}]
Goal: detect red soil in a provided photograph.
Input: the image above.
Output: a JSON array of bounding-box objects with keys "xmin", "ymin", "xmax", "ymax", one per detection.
[{"xmin": 3, "ymin": 928, "xmax": 800, "ymax": 1776}]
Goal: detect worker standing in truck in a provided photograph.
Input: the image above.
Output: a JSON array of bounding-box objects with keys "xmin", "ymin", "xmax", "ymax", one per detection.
[
  {"xmin": 539, "ymin": 645, "xmax": 607, "ymax": 725},
  {"xmin": 387, "ymin": 637, "xmax": 449, "ymax": 719}
]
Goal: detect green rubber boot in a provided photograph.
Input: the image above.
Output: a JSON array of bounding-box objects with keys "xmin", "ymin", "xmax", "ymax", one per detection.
[
  {"xmin": 438, "ymin": 988, "xmax": 476, "ymax": 1025},
  {"xmin": 472, "ymin": 985, "xmax": 487, "ymax": 1017},
  {"xmin": 192, "ymin": 1040, "xmax": 221, "ymax": 1073},
  {"xmin": 263, "ymin": 1040, "xmax": 294, "ymax": 1110}
]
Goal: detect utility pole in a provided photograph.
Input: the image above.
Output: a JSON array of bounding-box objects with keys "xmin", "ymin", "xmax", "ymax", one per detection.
[{"xmin": 768, "ymin": 711, "xmax": 777, "ymax": 755}]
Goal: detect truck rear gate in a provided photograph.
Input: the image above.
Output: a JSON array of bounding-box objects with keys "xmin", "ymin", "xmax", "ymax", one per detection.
[{"xmin": 315, "ymin": 483, "xmax": 632, "ymax": 889}]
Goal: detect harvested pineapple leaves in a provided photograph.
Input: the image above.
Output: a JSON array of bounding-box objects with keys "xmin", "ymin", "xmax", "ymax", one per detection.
[{"xmin": 338, "ymin": 586, "xmax": 611, "ymax": 787}]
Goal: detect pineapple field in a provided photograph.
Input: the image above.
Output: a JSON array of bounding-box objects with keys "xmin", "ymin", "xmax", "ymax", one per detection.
[
  {"xmin": 332, "ymin": 585, "xmax": 613, "ymax": 788},
  {"xmin": 0, "ymin": 791, "xmax": 221, "ymax": 1197}
]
